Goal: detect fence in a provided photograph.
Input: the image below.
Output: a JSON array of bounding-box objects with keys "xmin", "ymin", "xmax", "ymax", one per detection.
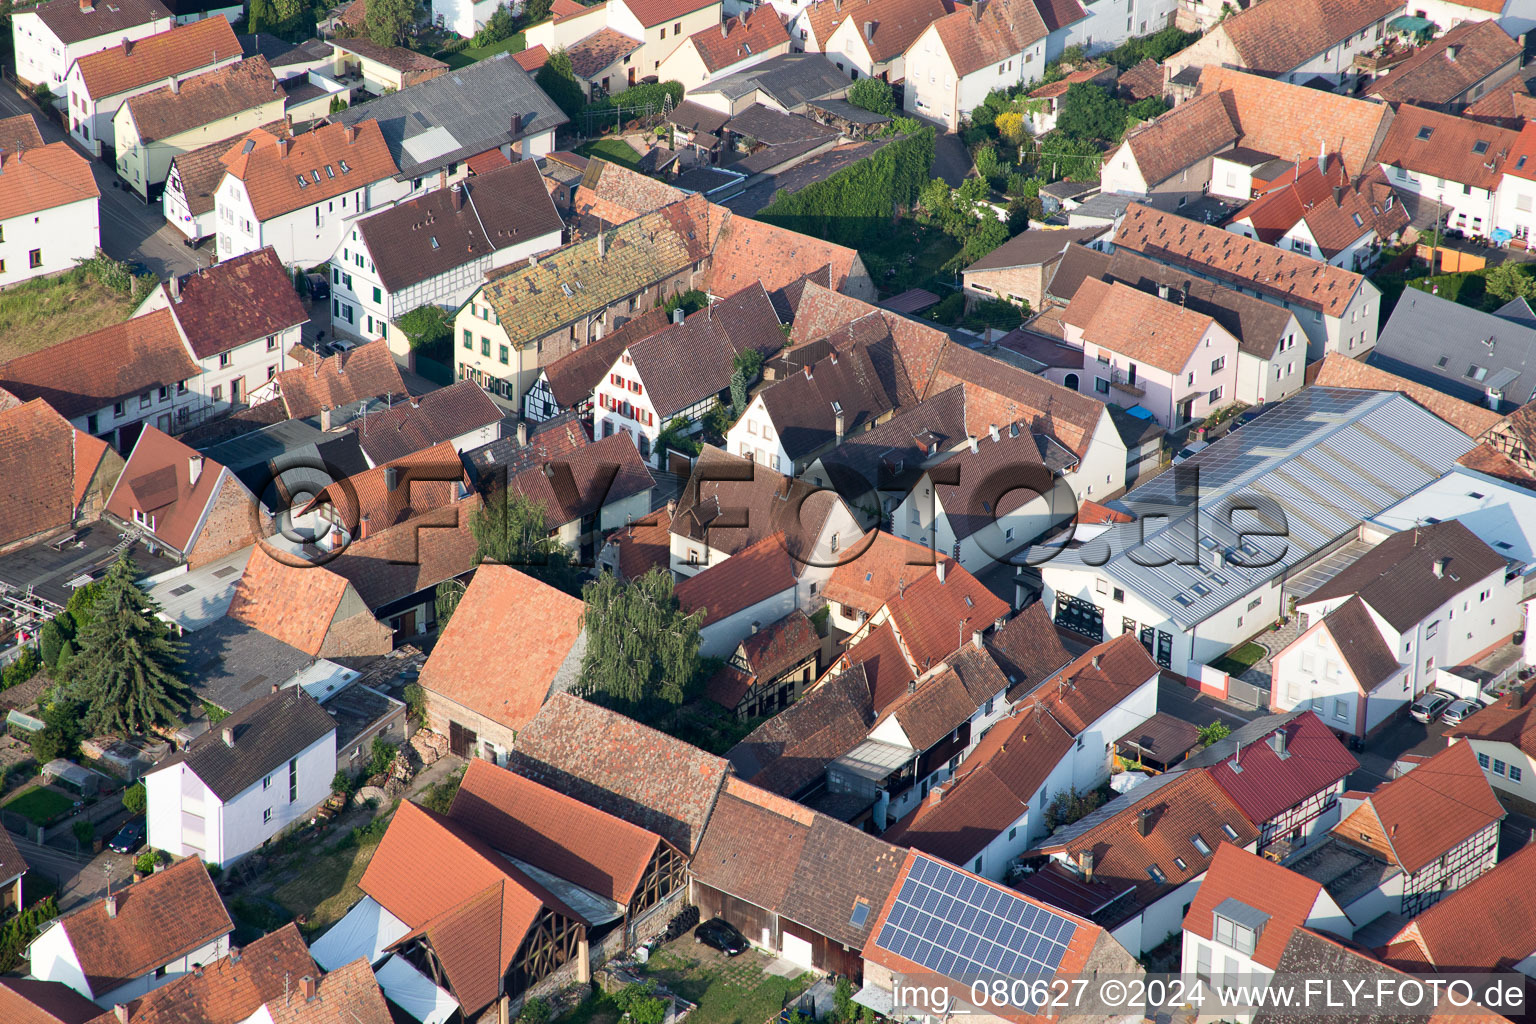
[{"xmin": 579, "ymin": 101, "xmax": 668, "ymax": 137}]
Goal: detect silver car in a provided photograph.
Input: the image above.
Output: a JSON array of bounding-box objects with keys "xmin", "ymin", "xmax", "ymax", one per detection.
[
  {"xmin": 1441, "ymin": 698, "xmax": 1485, "ymax": 725},
  {"xmin": 1409, "ymin": 691, "xmax": 1453, "ymax": 724}
]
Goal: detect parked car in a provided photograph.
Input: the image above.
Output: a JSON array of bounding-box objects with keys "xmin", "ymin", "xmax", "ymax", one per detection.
[
  {"xmin": 1410, "ymin": 691, "xmax": 1454, "ymax": 723},
  {"xmin": 1441, "ymin": 698, "xmax": 1486, "ymax": 725},
  {"xmin": 108, "ymin": 818, "xmax": 146, "ymax": 854},
  {"xmin": 1172, "ymin": 441, "xmax": 1210, "ymax": 465},
  {"xmin": 695, "ymin": 917, "xmax": 748, "ymax": 956},
  {"xmin": 305, "ymin": 273, "xmax": 330, "ymax": 302}
]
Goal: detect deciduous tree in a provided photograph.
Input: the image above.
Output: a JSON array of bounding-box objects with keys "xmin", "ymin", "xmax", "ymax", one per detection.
[{"xmin": 577, "ymin": 569, "xmax": 701, "ymax": 708}]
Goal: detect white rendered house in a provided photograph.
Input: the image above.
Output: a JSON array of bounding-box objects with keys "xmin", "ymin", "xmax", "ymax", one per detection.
[
  {"xmin": 145, "ymin": 687, "xmax": 337, "ymax": 865},
  {"xmin": 12, "ymin": 0, "xmax": 172, "ymax": 106}
]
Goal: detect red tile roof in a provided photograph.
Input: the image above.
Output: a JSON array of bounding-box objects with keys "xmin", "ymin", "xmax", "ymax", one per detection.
[
  {"xmin": 0, "ymin": 142, "xmax": 96, "ymax": 221},
  {"xmin": 802, "ymin": 0, "xmax": 952, "ymax": 61},
  {"xmin": 1336, "ymin": 741, "xmax": 1504, "ymax": 874},
  {"xmin": 105, "ymin": 426, "xmax": 247, "ymax": 556},
  {"xmin": 220, "ymin": 121, "xmax": 398, "ymax": 222},
  {"xmin": 275, "ymin": 339, "xmax": 405, "ymax": 419},
  {"xmin": 1205, "ymin": 711, "xmax": 1358, "ymax": 826},
  {"xmin": 607, "ymin": 505, "xmax": 674, "ymax": 579},
  {"xmin": 304, "ymin": 441, "xmax": 464, "ymax": 533},
  {"xmin": 1379, "ymin": 840, "xmax": 1536, "ymax": 973},
  {"xmin": 449, "ymin": 758, "xmax": 666, "ymax": 904},
  {"xmin": 984, "ymin": 600, "xmax": 1072, "ymax": 696},
  {"xmin": 674, "ymin": 533, "xmax": 799, "ymax": 627},
  {"xmin": 1376, "ymin": 105, "xmax": 1518, "ymax": 192},
  {"xmin": 418, "ymin": 564, "xmax": 585, "ymax": 734},
  {"xmin": 95, "ymin": 923, "xmax": 315, "ymax": 1024},
  {"xmin": 927, "ymin": 342, "xmax": 1106, "ymax": 457},
  {"xmin": 504, "ymin": 430, "xmax": 654, "ymax": 532},
  {"xmin": 1114, "ymin": 203, "xmax": 1368, "ymax": 318},
  {"xmin": 885, "ymin": 563, "xmax": 1009, "ymax": 674},
  {"xmin": 930, "ymin": 0, "xmax": 1048, "ymax": 78},
  {"xmin": 164, "ymin": 247, "xmax": 306, "ymax": 359},
  {"xmin": 123, "ymin": 55, "xmax": 278, "ymax": 143},
  {"xmin": 55, "ymin": 857, "xmax": 232, "ymax": 999},
  {"xmin": 350, "ymin": 379, "xmax": 501, "ymax": 466},
  {"xmin": 1368, "ymin": 19, "xmax": 1521, "ymax": 108},
  {"xmin": 329, "ymin": 38, "xmax": 449, "ymax": 74},
  {"xmin": 75, "ymin": 17, "xmax": 240, "ymax": 99},
  {"xmin": 0, "ymin": 113, "xmax": 45, "ymax": 152},
  {"xmin": 0, "ymin": 308, "xmax": 198, "ymax": 421},
  {"xmin": 512, "ymin": 44, "xmax": 549, "ymax": 71},
  {"xmin": 226, "ymin": 545, "xmax": 351, "ymax": 655},
  {"xmin": 1445, "ymin": 688, "xmax": 1536, "ymax": 754},
  {"xmin": 1035, "ymin": 768, "xmax": 1260, "ymax": 920},
  {"xmin": 565, "ymin": 27, "xmax": 642, "ymax": 78},
  {"xmin": 1183, "ymin": 844, "xmax": 1327, "ymax": 970},
  {"xmin": 706, "ymin": 608, "xmax": 820, "ymax": 708},
  {"xmin": 709, "ymin": 213, "xmax": 863, "ymax": 298},
  {"xmin": 823, "ymin": 530, "xmax": 955, "ymax": 617},
  {"xmin": 0, "ymin": 399, "xmax": 85, "ymax": 549},
  {"xmin": 688, "ymin": 8, "xmax": 787, "ymax": 71},
  {"xmin": 1208, "ymin": 0, "xmax": 1399, "ymax": 77},
  {"xmin": 263, "ymin": 958, "xmax": 393, "ymax": 1024},
  {"xmin": 0, "ymin": 979, "xmax": 98, "ymax": 1024},
  {"xmin": 1311, "ymin": 352, "xmax": 1503, "ymax": 437},
  {"xmin": 1119, "ymin": 89, "xmax": 1238, "ymax": 188},
  {"xmin": 728, "ymin": 662, "xmax": 874, "ymax": 795},
  {"xmin": 358, "ymin": 801, "xmax": 567, "ymax": 1016},
  {"xmin": 1229, "ymin": 155, "xmax": 1408, "ymax": 260},
  {"xmin": 509, "ymin": 692, "xmax": 728, "ymax": 853},
  {"xmin": 618, "ymin": 0, "xmax": 718, "ymax": 28},
  {"xmin": 846, "ymin": 620, "xmax": 912, "ymax": 712},
  {"xmin": 689, "ymin": 779, "xmax": 813, "ymax": 911}
]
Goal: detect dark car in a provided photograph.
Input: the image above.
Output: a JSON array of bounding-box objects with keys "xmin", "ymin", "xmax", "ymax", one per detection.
[
  {"xmin": 695, "ymin": 917, "xmax": 749, "ymax": 956},
  {"xmin": 108, "ymin": 819, "xmax": 146, "ymax": 855},
  {"xmin": 305, "ymin": 273, "xmax": 330, "ymax": 302}
]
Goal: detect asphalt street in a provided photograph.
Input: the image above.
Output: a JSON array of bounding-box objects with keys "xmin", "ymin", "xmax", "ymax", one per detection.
[{"xmin": 0, "ymin": 85, "xmax": 207, "ymax": 279}]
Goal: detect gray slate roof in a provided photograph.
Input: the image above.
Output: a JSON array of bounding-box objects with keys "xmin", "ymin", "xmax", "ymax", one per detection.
[
  {"xmin": 1367, "ymin": 286, "xmax": 1536, "ymax": 412},
  {"xmin": 335, "ymin": 52, "xmax": 568, "ymax": 179},
  {"xmin": 1030, "ymin": 388, "xmax": 1476, "ymax": 628},
  {"xmin": 152, "ymin": 686, "xmax": 335, "ymax": 801},
  {"xmin": 183, "ymin": 616, "xmax": 316, "ymax": 714},
  {"xmin": 698, "ymin": 53, "xmax": 848, "ymax": 110}
]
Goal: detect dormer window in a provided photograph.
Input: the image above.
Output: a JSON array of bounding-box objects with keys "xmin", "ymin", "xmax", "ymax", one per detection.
[{"xmin": 1213, "ymin": 910, "xmax": 1260, "ymax": 955}]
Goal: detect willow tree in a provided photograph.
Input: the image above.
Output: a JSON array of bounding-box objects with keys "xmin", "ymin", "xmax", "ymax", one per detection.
[
  {"xmin": 578, "ymin": 569, "xmax": 702, "ymax": 708},
  {"xmin": 71, "ymin": 555, "xmax": 192, "ymax": 734}
]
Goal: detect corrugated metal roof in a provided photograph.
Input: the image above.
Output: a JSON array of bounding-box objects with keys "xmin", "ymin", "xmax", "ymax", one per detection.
[{"xmin": 1032, "ymin": 389, "xmax": 1476, "ymax": 626}]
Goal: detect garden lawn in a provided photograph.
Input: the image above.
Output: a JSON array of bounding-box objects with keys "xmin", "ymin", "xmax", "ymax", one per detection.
[
  {"xmin": 4, "ymin": 786, "xmax": 74, "ymax": 826},
  {"xmin": 558, "ymin": 945, "xmax": 811, "ymax": 1024},
  {"xmin": 271, "ymin": 838, "xmax": 379, "ymax": 934},
  {"xmin": 575, "ymin": 138, "xmax": 644, "ymax": 170},
  {"xmin": 436, "ymin": 32, "xmax": 527, "ymax": 68},
  {"xmin": 1211, "ymin": 642, "xmax": 1266, "ymax": 677},
  {"xmin": 0, "ymin": 270, "xmax": 137, "ymax": 359},
  {"xmin": 860, "ymin": 219, "xmax": 963, "ymax": 296}
]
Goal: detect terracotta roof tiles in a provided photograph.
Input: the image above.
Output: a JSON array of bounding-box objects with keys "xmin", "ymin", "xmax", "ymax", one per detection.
[
  {"xmin": 0, "ymin": 142, "xmax": 96, "ymax": 221},
  {"xmin": 105, "ymin": 426, "xmax": 245, "ymax": 555},
  {"xmin": 220, "ymin": 120, "xmax": 398, "ymax": 222},
  {"xmin": 274, "ymin": 339, "xmax": 405, "ymax": 419},
  {"xmin": 0, "ymin": 308, "xmax": 198, "ymax": 420},
  {"xmin": 1311, "ymin": 352, "xmax": 1502, "ymax": 436},
  {"xmin": 1207, "ymin": 0, "xmax": 1400, "ymax": 76},
  {"xmin": 927, "ymin": 342, "xmax": 1105, "ymax": 457},
  {"xmin": 1379, "ymin": 840, "xmax": 1536, "ymax": 973},
  {"xmin": 619, "ymin": 0, "xmax": 717, "ymax": 27},
  {"xmin": 1113, "ymin": 202, "xmax": 1368, "ymax": 318},
  {"xmin": 1183, "ymin": 844, "xmax": 1326, "ymax": 970},
  {"xmin": 823, "ymin": 530, "xmax": 954, "ymax": 618},
  {"xmin": 166, "ymin": 118, "xmax": 289, "ymax": 218},
  {"xmin": 509, "ymin": 692, "xmax": 729, "ymax": 853},
  {"xmin": 542, "ymin": 308, "xmax": 669, "ymax": 410},
  {"xmin": 803, "ymin": 0, "xmax": 950, "ymax": 62},
  {"xmin": 1376, "ymin": 104, "xmax": 1518, "ymax": 192},
  {"xmin": 1204, "ymin": 711, "xmax": 1358, "ymax": 825},
  {"xmin": 0, "ymin": 979, "xmax": 99, "ymax": 1024},
  {"xmin": 418, "ymin": 564, "xmax": 585, "ymax": 734},
  {"xmin": 1065, "ymin": 278, "xmax": 1219, "ymax": 375},
  {"xmin": 123, "ymin": 56, "xmax": 277, "ymax": 143},
  {"xmin": 727, "ymin": 663, "xmax": 874, "ymax": 794},
  {"xmin": 56, "ymin": 858, "xmax": 232, "ymax": 999},
  {"xmin": 675, "ymin": 532, "xmax": 798, "ymax": 626},
  {"xmin": 930, "ymin": 0, "xmax": 1047, "ymax": 78},
  {"xmin": 0, "ymin": 399, "xmax": 83, "ymax": 549},
  {"xmin": 329, "ymin": 37, "xmax": 449, "ymax": 73},
  {"xmin": 163, "ymin": 246, "xmax": 306, "ymax": 359},
  {"xmin": 75, "ymin": 17, "xmax": 240, "ymax": 99},
  {"xmin": 709, "ymin": 212, "xmax": 863, "ymax": 298},
  {"xmin": 226, "ymin": 545, "xmax": 351, "ymax": 655},
  {"xmin": 1369, "ymin": 19, "xmax": 1521, "ymax": 108},
  {"xmin": 350, "ymin": 378, "xmax": 502, "ymax": 465},
  {"xmin": 566, "ymin": 27, "xmax": 642, "ymax": 78},
  {"xmin": 27, "ymin": 0, "xmax": 170, "ymax": 46},
  {"xmin": 1120, "ymin": 89, "xmax": 1238, "ymax": 188}
]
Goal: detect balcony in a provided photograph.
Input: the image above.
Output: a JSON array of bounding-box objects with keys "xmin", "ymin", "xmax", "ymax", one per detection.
[{"xmin": 1353, "ymin": 42, "xmax": 1414, "ymax": 74}]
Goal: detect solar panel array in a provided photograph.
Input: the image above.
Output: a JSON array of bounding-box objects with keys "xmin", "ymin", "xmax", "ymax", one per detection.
[{"xmin": 874, "ymin": 856, "xmax": 1077, "ymax": 990}]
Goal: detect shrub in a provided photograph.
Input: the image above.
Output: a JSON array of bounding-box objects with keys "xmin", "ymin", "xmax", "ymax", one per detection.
[
  {"xmin": 847, "ymin": 77, "xmax": 895, "ymax": 116},
  {"xmin": 403, "ymin": 682, "xmax": 427, "ymax": 726},
  {"xmin": 367, "ymin": 736, "xmax": 397, "ymax": 777},
  {"xmin": 397, "ymin": 304, "xmax": 452, "ymax": 353},
  {"xmin": 615, "ymin": 984, "xmax": 668, "ymax": 1024},
  {"xmin": 39, "ymin": 620, "xmax": 68, "ymax": 670},
  {"xmin": 2, "ymin": 648, "xmax": 40, "ymax": 690},
  {"xmin": 332, "ymin": 769, "xmax": 357, "ymax": 799},
  {"xmin": 1199, "ymin": 720, "xmax": 1232, "ymax": 747},
  {"xmin": 71, "ymin": 820, "xmax": 94, "ymax": 847},
  {"xmin": 518, "ymin": 997, "xmax": 552, "ymax": 1024},
  {"xmin": 0, "ymin": 896, "xmax": 57, "ymax": 972},
  {"xmin": 202, "ymin": 701, "xmax": 230, "ymax": 724},
  {"xmin": 1043, "ymin": 786, "xmax": 1105, "ymax": 832},
  {"xmin": 135, "ymin": 850, "xmax": 156, "ymax": 875},
  {"xmin": 121, "ymin": 783, "xmax": 146, "ymax": 816}
]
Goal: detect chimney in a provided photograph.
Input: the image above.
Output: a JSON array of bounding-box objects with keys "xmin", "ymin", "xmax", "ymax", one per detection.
[
  {"xmin": 1078, "ymin": 850, "xmax": 1094, "ymax": 881},
  {"xmin": 78, "ymin": 0, "xmax": 92, "ymax": 10},
  {"xmin": 385, "ymin": 466, "xmax": 400, "ymax": 492},
  {"xmin": 168, "ymin": 76, "xmax": 179, "ymax": 94},
  {"xmin": 994, "ymin": 615, "xmax": 1006, "ymax": 631},
  {"xmin": 517, "ymin": 420, "xmax": 528, "ymax": 446},
  {"xmin": 935, "ymin": 561, "xmax": 947, "ymax": 584},
  {"xmin": 113, "ymin": 1005, "xmax": 128, "ymax": 1024},
  {"xmin": 451, "ymin": 183, "xmax": 463, "ymax": 211},
  {"xmin": 1433, "ymin": 557, "xmax": 1448, "ymax": 578},
  {"xmin": 864, "ymin": 20, "xmax": 873, "ymax": 41},
  {"xmin": 1157, "ymin": 282, "xmax": 1169, "ymax": 300},
  {"xmin": 359, "ymin": 513, "xmax": 370, "ymax": 540},
  {"xmin": 276, "ymin": 137, "xmax": 290, "ymax": 158},
  {"xmin": 750, "ymin": 621, "xmax": 760, "ymax": 634},
  {"xmin": 188, "ymin": 455, "xmax": 204, "ymax": 487},
  {"xmin": 989, "ymin": 423, "xmax": 1000, "ymax": 442},
  {"xmin": 105, "ymin": 895, "xmax": 118, "ymax": 919},
  {"xmin": 320, "ymin": 405, "xmax": 333, "ymax": 430},
  {"xmin": 1136, "ymin": 806, "xmax": 1153, "ymax": 837},
  {"xmin": 834, "ymin": 407, "xmax": 845, "ymax": 444},
  {"xmin": 971, "ymin": 629, "xmax": 983, "ymax": 649},
  {"xmin": 1446, "ymin": 44, "xmax": 1459, "ymax": 61},
  {"xmin": 222, "ymin": 725, "xmax": 235, "ymax": 747},
  {"xmin": 1268, "ymin": 728, "xmax": 1289, "ymax": 759},
  {"xmin": 721, "ymin": 21, "xmax": 729, "ymax": 37},
  {"xmin": 672, "ymin": 307, "xmax": 685, "ymax": 324},
  {"xmin": 1332, "ymin": 184, "xmax": 1343, "ymax": 205},
  {"xmin": 1091, "ymin": 654, "xmax": 1101, "ymax": 670},
  {"xmin": 168, "ymin": 275, "xmax": 181, "ymax": 301},
  {"xmin": 270, "ymin": 683, "xmax": 279, "ymax": 694},
  {"xmin": 344, "ymin": 124, "xmax": 357, "ymax": 144},
  {"xmin": 301, "ymin": 976, "xmax": 317, "ymax": 1001},
  {"xmin": 121, "ymin": 37, "xmax": 132, "ymax": 56},
  {"xmin": 598, "ymin": 230, "xmax": 608, "ymax": 258},
  {"xmin": 967, "ymin": 435, "xmax": 979, "ymax": 454},
  {"xmin": 510, "ymin": 113, "xmax": 522, "ymax": 135}
]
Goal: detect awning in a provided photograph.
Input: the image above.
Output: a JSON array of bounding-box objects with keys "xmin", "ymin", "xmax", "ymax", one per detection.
[
  {"xmin": 311, "ymin": 896, "xmax": 412, "ymax": 971},
  {"xmin": 852, "ymin": 984, "xmax": 896, "ymax": 1015},
  {"xmin": 1388, "ymin": 14, "xmax": 1434, "ymax": 32},
  {"xmin": 376, "ymin": 955, "xmax": 460, "ymax": 1024}
]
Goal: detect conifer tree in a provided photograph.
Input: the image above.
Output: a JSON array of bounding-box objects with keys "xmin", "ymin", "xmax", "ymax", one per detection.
[{"xmin": 71, "ymin": 555, "xmax": 191, "ymax": 734}]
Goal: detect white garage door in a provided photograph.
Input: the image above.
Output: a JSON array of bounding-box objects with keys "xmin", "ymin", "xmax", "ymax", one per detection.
[{"xmin": 781, "ymin": 930, "xmax": 814, "ymax": 970}]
